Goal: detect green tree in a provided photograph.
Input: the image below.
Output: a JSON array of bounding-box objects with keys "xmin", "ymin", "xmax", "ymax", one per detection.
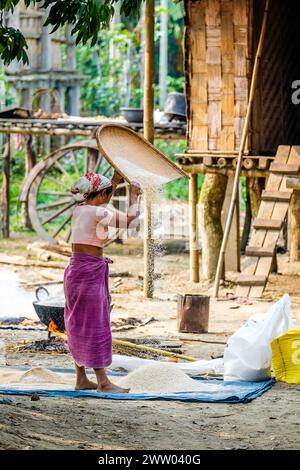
[{"xmin": 0, "ymin": 0, "xmax": 143, "ymax": 65}]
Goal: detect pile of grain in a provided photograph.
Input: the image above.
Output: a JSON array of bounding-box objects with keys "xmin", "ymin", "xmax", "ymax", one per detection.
[
  {"xmin": 19, "ymin": 367, "xmax": 64, "ymax": 384},
  {"xmin": 117, "ymin": 364, "xmax": 204, "ymax": 393}
]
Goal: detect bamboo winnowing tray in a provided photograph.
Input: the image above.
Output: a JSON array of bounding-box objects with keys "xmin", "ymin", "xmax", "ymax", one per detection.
[{"xmin": 96, "ymin": 124, "xmax": 187, "ymax": 186}]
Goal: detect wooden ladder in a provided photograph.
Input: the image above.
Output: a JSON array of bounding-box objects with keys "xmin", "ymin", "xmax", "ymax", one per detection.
[{"xmin": 236, "ymin": 145, "xmax": 300, "ymax": 298}]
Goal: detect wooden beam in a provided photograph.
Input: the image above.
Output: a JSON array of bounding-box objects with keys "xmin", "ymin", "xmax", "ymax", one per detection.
[
  {"xmin": 237, "ymin": 275, "xmax": 267, "ymax": 287},
  {"xmin": 287, "ymin": 177, "xmax": 300, "ymax": 190},
  {"xmin": 180, "ymin": 164, "xmax": 270, "ymax": 178},
  {"xmin": 143, "ymin": 0, "xmax": 155, "ymax": 299},
  {"xmin": 253, "ymin": 218, "xmax": 283, "ymax": 230},
  {"xmin": 245, "ymin": 246, "xmax": 274, "ymax": 257},
  {"xmin": 189, "ymin": 174, "xmax": 199, "ymax": 282},
  {"xmin": 290, "ymin": 190, "xmax": 300, "ymax": 261},
  {"xmin": 144, "ymin": 0, "xmax": 155, "ymax": 144},
  {"xmin": 261, "ymin": 190, "xmax": 292, "ymax": 202},
  {"xmin": 270, "ymin": 163, "xmax": 300, "ymax": 174}
]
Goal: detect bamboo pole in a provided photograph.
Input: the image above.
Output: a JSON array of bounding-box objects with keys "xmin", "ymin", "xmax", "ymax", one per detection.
[
  {"xmin": 112, "ymin": 339, "xmax": 197, "ymax": 362},
  {"xmin": 236, "ymin": 186, "xmax": 241, "ymax": 272},
  {"xmin": 213, "ymin": 0, "xmax": 270, "ymax": 298},
  {"xmin": 144, "ymin": 0, "xmax": 155, "ymax": 144},
  {"xmin": 290, "ymin": 191, "xmax": 300, "ymax": 261},
  {"xmin": 143, "ymin": 0, "xmax": 155, "ymax": 298},
  {"xmin": 189, "ymin": 174, "xmax": 200, "ymax": 282},
  {"xmin": 159, "ymin": 0, "xmax": 168, "ymax": 108}
]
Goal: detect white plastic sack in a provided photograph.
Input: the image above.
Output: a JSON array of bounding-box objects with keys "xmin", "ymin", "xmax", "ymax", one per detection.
[{"xmin": 224, "ymin": 294, "xmax": 293, "ymax": 382}]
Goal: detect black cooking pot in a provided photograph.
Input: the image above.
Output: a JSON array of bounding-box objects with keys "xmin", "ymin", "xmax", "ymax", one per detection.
[
  {"xmin": 33, "ymin": 287, "xmax": 65, "ymax": 332},
  {"xmin": 120, "ymin": 107, "xmax": 144, "ymax": 123},
  {"xmin": 32, "ymin": 286, "xmax": 113, "ymax": 333},
  {"xmin": 164, "ymin": 92, "xmax": 187, "ymax": 122}
]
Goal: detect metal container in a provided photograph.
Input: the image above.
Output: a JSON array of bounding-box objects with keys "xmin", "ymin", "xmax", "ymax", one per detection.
[
  {"xmin": 32, "ymin": 287, "xmax": 113, "ymax": 334},
  {"xmin": 120, "ymin": 107, "xmax": 144, "ymax": 123},
  {"xmin": 33, "ymin": 287, "xmax": 65, "ymax": 332},
  {"xmin": 164, "ymin": 92, "xmax": 187, "ymax": 122}
]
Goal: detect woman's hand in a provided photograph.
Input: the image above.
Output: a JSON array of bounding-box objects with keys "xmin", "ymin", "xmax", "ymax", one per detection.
[
  {"xmin": 130, "ymin": 181, "xmax": 142, "ymax": 198},
  {"xmin": 111, "ymin": 170, "xmax": 124, "ymax": 186}
]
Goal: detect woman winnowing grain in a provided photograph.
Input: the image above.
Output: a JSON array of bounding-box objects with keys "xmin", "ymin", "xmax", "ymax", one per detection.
[{"xmin": 64, "ymin": 170, "xmax": 141, "ymax": 393}]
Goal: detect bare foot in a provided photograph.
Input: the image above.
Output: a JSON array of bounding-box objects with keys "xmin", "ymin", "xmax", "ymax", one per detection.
[
  {"xmin": 97, "ymin": 380, "xmax": 130, "ymax": 394},
  {"xmin": 75, "ymin": 378, "xmax": 98, "ymax": 391}
]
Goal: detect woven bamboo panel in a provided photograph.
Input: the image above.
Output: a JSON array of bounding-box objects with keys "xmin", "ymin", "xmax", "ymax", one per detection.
[
  {"xmin": 185, "ymin": 0, "xmax": 251, "ymax": 152},
  {"xmin": 252, "ymin": 0, "xmax": 300, "ymax": 154}
]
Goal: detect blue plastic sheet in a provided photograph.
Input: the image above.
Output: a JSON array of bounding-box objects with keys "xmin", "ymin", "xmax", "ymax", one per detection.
[{"xmin": 0, "ymin": 377, "xmax": 274, "ymax": 403}]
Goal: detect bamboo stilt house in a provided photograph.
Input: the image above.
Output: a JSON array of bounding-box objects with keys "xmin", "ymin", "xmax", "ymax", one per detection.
[{"xmin": 181, "ymin": 0, "xmax": 300, "ymax": 284}]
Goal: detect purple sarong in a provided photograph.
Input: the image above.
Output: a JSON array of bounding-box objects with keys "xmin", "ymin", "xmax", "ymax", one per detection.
[{"xmin": 63, "ymin": 253, "xmax": 112, "ymax": 368}]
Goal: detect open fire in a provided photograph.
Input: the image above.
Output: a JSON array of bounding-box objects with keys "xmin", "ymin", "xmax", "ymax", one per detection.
[{"xmin": 48, "ymin": 320, "xmax": 67, "ymax": 340}]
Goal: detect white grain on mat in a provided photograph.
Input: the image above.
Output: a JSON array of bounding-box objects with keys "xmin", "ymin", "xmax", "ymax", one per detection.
[
  {"xmin": 117, "ymin": 364, "xmax": 212, "ymax": 394},
  {"xmin": 19, "ymin": 367, "xmax": 65, "ymax": 384}
]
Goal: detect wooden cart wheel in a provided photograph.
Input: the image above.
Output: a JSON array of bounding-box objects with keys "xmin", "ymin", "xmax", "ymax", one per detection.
[{"xmin": 27, "ymin": 139, "xmax": 129, "ymax": 244}]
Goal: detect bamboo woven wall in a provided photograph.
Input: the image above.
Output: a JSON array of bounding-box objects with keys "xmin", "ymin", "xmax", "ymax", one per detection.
[
  {"xmin": 184, "ymin": 0, "xmax": 251, "ymax": 152},
  {"xmin": 251, "ymin": 0, "xmax": 300, "ymax": 153},
  {"xmin": 185, "ymin": 0, "xmax": 300, "ymax": 154}
]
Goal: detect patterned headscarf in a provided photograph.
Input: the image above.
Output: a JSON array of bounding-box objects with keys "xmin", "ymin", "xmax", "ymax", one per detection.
[{"xmin": 71, "ymin": 172, "xmax": 112, "ymax": 199}]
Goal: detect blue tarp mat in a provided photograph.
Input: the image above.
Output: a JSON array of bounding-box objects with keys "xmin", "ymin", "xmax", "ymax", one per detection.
[{"xmin": 0, "ymin": 377, "xmax": 275, "ymax": 403}]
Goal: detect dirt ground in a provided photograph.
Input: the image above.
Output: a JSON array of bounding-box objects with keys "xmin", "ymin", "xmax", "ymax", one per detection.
[{"xmin": 0, "ymin": 233, "xmax": 300, "ymax": 450}]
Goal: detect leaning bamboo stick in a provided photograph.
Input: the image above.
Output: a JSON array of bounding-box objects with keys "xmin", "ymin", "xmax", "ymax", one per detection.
[
  {"xmin": 49, "ymin": 322, "xmax": 197, "ymax": 362},
  {"xmin": 213, "ymin": 0, "xmax": 270, "ymax": 298},
  {"xmin": 112, "ymin": 339, "xmax": 197, "ymax": 362}
]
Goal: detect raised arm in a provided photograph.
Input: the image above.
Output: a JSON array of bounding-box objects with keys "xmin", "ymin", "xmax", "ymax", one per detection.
[
  {"xmin": 99, "ymin": 180, "xmax": 141, "ymax": 229},
  {"xmin": 110, "ymin": 170, "xmax": 124, "ymax": 194},
  {"xmin": 110, "ymin": 181, "xmax": 141, "ymax": 229}
]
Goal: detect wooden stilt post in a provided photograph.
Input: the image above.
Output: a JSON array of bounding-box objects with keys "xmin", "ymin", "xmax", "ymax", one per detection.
[
  {"xmin": 236, "ymin": 186, "xmax": 241, "ymax": 272},
  {"xmin": 189, "ymin": 174, "xmax": 199, "ymax": 282},
  {"xmin": 143, "ymin": 0, "xmax": 155, "ymax": 298},
  {"xmin": 213, "ymin": 0, "xmax": 270, "ymax": 298},
  {"xmin": 290, "ymin": 190, "xmax": 300, "ymax": 261},
  {"xmin": 2, "ymin": 134, "xmax": 11, "ymax": 238}
]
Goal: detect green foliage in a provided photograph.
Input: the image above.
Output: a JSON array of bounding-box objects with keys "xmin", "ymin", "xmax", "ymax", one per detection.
[
  {"xmin": 241, "ymin": 176, "xmax": 247, "ymax": 211},
  {"xmin": 0, "ymin": 69, "xmax": 14, "ymax": 106},
  {"xmin": 166, "ymin": 75, "xmax": 184, "ymax": 92},
  {"xmin": 0, "ymin": 25, "xmax": 29, "ymax": 65},
  {"xmin": 167, "ymin": 0, "xmax": 184, "ymax": 39},
  {"xmin": 0, "ymin": 0, "xmax": 144, "ymax": 65},
  {"xmin": 155, "ymin": 139, "xmax": 191, "ymax": 200},
  {"xmin": 77, "ymin": 24, "xmax": 143, "ymax": 116}
]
